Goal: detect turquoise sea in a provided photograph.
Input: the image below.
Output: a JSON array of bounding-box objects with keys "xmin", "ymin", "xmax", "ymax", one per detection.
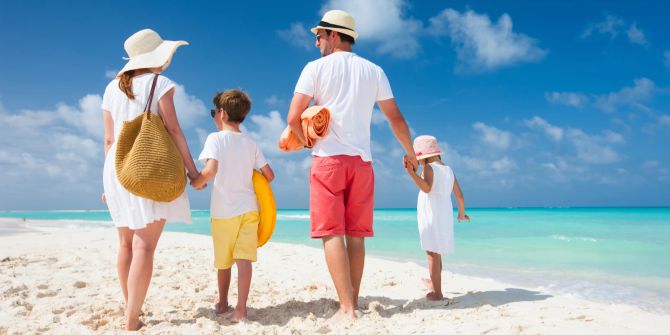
[{"xmin": 1, "ymin": 207, "xmax": 669, "ymax": 313}]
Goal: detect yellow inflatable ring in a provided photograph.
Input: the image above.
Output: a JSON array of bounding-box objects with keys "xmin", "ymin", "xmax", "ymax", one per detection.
[{"xmin": 252, "ymin": 170, "xmax": 277, "ymax": 247}]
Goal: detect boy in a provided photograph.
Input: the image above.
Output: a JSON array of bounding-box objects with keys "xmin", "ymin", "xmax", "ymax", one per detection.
[{"xmin": 191, "ymin": 89, "xmax": 275, "ymax": 322}]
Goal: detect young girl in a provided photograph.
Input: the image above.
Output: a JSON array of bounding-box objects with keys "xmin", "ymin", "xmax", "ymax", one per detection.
[{"xmin": 404, "ymin": 135, "xmax": 469, "ymax": 301}]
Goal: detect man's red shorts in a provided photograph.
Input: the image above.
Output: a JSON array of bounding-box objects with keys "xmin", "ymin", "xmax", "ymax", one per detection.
[{"xmin": 309, "ymin": 155, "xmax": 374, "ymax": 238}]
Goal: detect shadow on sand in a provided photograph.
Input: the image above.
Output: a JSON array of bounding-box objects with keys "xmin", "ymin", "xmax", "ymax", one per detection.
[{"xmin": 195, "ymin": 288, "xmax": 552, "ymax": 327}]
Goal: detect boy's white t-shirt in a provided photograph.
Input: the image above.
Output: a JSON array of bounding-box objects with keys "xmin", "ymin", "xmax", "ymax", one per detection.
[
  {"xmin": 199, "ymin": 131, "xmax": 268, "ymax": 219},
  {"xmin": 294, "ymin": 52, "xmax": 394, "ymax": 162}
]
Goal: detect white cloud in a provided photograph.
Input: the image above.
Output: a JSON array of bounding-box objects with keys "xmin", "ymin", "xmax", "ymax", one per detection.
[
  {"xmin": 172, "ymin": 83, "xmax": 208, "ymax": 128},
  {"xmin": 321, "ymin": 0, "xmax": 423, "ymax": 59},
  {"xmin": 594, "ymin": 77, "xmax": 655, "ymax": 113},
  {"xmin": 371, "ymin": 108, "xmax": 386, "ymax": 126},
  {"xmin": 665, "ymin": 51, "xmax": 670, "ymax": 68},
  {"xmin": 659, "ymin": 115, "xmax": 670, "ymax": 126},
  {"xmin": 105, "ymin": 70, "xmax": 118, "ymax": 79},
  {"xmin": 265, "ymin": 95, "xmax": 286, "ymax": 108},
  {"xmin": 546, "ymin": 78, "xmax": 657, "ymax": 114},
  {"xmin": 472, "ymin": 122, "xmax": 512, "ymax": 150},
  {"xmin": 582, "ymin": 14, "xmax": 625, "ymax": 39},
  {"xmin": 582, "ymin": 14, "xmax": 648, "ymax": 46},
  {"xmin": 277, "ymin": 22, "xmax": 313, "ymax": 51},
  {"xmin": 545, "ymin": 92, "xmax": 590, "ymax": 108},
  {"xmin": 626, "ymin": 23, "xmax": 647, "ymax": 45},
  {"xmin": 566, "ymin": 129, "xmax": 622, "ymax": 164},
  {"xmin": 429, "ymin": 9, "xmax": 547, "ymax": 71},
  {"xmin": 524, "ymin": 116, "xmax": 563, "ymax": 142},
  {"xmin": 244, "ymin": 110, "xmax": 287, "ymax": 156}
]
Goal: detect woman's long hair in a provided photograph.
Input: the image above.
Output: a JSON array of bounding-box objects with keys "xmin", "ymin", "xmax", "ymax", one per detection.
[{"xmin": 118, "ymin": 70, "xmax": 137, "ymax": 100}]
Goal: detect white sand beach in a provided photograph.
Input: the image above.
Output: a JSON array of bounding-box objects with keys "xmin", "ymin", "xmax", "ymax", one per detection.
[{"xmin": 0, "ymin": 219, "xmax": 668, "ymax": 335}]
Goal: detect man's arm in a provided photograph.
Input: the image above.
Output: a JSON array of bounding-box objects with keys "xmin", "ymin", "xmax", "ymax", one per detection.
[
  {"xmin": 377, "ymin": 98, "xmax": 418, "ymax": 169},
  {"xmin": 287, "ymin": 93, "xmax": 312, "ymax": 147}
]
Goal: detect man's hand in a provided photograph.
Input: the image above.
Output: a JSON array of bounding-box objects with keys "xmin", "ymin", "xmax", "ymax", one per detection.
[{"xmin": 457, "ymin": 214, "xmax": 470, "ymax": 223}]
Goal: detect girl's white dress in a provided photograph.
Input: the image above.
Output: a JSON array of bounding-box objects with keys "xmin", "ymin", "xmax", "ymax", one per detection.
[
  {"xmin": 101, "ymin": 73, "xmax": 192, "ymax": 230},
  {"xmin": 417, "ymin": 163, "xmax": 455, "ymax": 255}
]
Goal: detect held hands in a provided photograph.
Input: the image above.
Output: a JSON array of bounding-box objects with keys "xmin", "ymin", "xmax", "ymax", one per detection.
[
  {"xmin": 188, "ymin": 172, "xmax": 207, "ymax": 191},
  {"xmin": 457, "ymin": 213, "xmax": 470, "ymax": 223},
  {"xmin": 403, "ymin": 154, "xmax": 418, "ymax": 174}
]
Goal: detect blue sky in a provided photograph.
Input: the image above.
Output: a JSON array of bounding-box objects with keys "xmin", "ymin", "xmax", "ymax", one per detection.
[{"xmin": 1, "ymin": 0, "xmax": 669, "ymax": 210}]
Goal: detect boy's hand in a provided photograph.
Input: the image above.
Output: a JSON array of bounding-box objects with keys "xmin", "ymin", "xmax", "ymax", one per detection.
[
  {"xmin": 101, "ymin": 193, "xmax": 106, "ymax": 204},
  {"xmin": 458, "ymin": 214, "xmax": 470, "ymax": 223}
]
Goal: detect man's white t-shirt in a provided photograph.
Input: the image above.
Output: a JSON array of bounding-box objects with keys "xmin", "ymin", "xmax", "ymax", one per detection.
[
  {"xmin": 199, "ymin": 131, "xmax": 268, "ymax": 219},
  {"xmin": 294, "ymin": 52, "xmax": 394, "ymax": 162}
]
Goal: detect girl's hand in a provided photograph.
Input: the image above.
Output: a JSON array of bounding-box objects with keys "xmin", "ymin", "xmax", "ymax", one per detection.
[
  {"xmin": 403, "ymin": 156, "xmax": 416, "ymax": 174},
  {"xmin": 458, "ymin": 214, "xmax": 470, "ymax": 223}
]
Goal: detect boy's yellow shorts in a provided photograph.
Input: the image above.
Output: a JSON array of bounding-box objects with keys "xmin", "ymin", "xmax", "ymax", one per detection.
[{"xmin": 211, "ymin": 211, "xmax": 259, "ymax": 269}]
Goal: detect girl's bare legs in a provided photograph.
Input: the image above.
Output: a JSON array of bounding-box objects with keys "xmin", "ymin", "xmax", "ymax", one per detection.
[
  {"xmin": 425, "ymin": 251, "xmax": 444, "ymax": 300},
  {"xmin": 125, "ymin": 219, "xmax": 165, "ymax": 330},
  {"xmin": 216, "ymin": 268, "xmax": 232, "ymax": 314},
  {"xmin": 117, "ymin": 227, "xmax": 134, "ymax": 304}
]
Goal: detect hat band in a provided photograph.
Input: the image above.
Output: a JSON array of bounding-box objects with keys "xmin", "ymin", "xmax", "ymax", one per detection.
[
  {"xmin": 416, "ymin": 150, "xmax": 440, "ymax": 157},
  {"xmin": 318, "ymin": 20, "xmax": 354, "ymax": 32}
]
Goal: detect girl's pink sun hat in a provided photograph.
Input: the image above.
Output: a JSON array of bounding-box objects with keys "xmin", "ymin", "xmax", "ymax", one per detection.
[{"xmin": 413, "ymin": 135, "xmax": 441, "ymax": 160}]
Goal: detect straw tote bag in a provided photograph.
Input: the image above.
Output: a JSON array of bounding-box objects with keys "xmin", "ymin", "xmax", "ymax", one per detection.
[{"xmin": 115, "ymin": 74, "xmax": 186, "ymax": 202}]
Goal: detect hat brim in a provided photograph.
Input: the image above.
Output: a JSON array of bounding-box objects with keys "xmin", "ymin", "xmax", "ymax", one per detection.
[
  {"xmin": 117, "ymin": 40, "xmax": 188, "ymax": 77},
  {"xmin": 416, "ymin": 152, "xmax": 441, "ymax": 160},
  {"xmin": 310, "ymin": 26, "xmax": 358, "ymax": 40}
]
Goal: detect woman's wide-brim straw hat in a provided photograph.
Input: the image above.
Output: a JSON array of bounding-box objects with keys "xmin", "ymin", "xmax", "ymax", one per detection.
[
  {"xmin": 117, "ymin": 29, "xmax": 188, "ymax": 77},
  {"xmin": 311, "ymin": 9, "xmax": 359, "ymax": 40},
  {"xmin": 414, "ymin": 135, "xmax": 442, "ymax": 160}
]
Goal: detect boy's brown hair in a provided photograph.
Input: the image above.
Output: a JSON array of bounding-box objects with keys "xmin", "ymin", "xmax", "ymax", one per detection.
[{"xmin": 212, "ymin": 89, "xmax": 252, "ymax": 123}]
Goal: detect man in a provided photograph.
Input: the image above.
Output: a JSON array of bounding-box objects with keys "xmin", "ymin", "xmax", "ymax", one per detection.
[{"xmin": 287, "ymin": 9, "xmax": 417, "ymax": 321}]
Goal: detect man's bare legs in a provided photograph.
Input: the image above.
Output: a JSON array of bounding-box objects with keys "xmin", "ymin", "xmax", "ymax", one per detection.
[
  {"xmin": 323, "ymin": 235, "xmax": 365, "ymax": 320},
  {"xmin": 216, "ymin": 269, "xmax": 231, "ymax": 314},
  {"xmin": 124, "ymin": 220, "xmax": 165, "ymax": 330},
  {"xmin": 345, "ymin": 236, "xmax": 365, "ymax": 308}
]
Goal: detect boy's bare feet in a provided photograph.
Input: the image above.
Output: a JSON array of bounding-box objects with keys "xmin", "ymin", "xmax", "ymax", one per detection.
[
  {"xmin": 421, "ymin": 278, "xmax": 433, "ymax": 291},
  {"xmin": 215, "ymin": 302, "xmax": 231, "ymax": 315},
  {"xmin": 425, "ymin": 291, "xmax": 444, "ymax": 301},
  {"xmin": 227, "ymin": 306, "xmax": 247, "ymax": 322}
]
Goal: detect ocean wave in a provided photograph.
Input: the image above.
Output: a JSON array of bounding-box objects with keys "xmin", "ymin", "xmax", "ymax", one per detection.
[
  {"xmin": 277, "ymin": 214, "xmax": 310, "ymax": 220},
  {"xmin": 550, "ymin": 235, "xmax": 597, "ymax": 242}
]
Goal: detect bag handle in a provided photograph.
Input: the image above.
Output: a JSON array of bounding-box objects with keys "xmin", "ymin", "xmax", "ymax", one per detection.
[{"xmin": 143, "ymin": 74, "xmax": 160, "ymax": 120}]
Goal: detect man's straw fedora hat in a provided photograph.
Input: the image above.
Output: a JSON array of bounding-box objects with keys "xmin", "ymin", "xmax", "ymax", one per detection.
[{"xmin": 311, "ymin": 10, "xmax": 358, "ymax": 40}]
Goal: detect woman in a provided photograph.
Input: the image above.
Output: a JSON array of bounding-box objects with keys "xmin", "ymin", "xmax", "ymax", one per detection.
[{"xmin": 101, "ymin": 28, "xmax": 198, "ymax": 330}]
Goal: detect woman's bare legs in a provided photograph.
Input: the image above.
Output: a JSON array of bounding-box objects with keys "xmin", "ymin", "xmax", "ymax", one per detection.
[
  {"xmin": 124, "ymin": 220, "xmax": 165, "ymax": 330},
  {"xmin": 117, "ymin": 227, "xmax": 134, "ymax": 304}
]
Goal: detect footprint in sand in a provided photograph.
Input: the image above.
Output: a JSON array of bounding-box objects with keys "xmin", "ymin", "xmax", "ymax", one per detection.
[
  {"xmin": 81, "ymin": 313, "xmax": 109, "ymax": 330},
  {"xmin": 4, "ymin": 284, "xmax": 28, "ymax": 296},
  {"xmin": 73, "ymin": 281, "xmax": 86, "ymax": 288},
  {"xmin": 36, "ymin": 290, "xmax": 59, "ymax": 298},
  {"xmin": 37, "ymin": 284, "xmax": 49, "ymax": 290}
]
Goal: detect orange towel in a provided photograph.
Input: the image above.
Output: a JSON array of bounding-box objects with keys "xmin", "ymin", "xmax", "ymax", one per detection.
[{"xmin": 279, "ymin": 105, "xmax": 330, "ymax": 152}]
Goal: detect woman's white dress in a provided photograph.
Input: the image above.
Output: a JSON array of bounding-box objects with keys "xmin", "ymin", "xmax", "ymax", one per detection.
[
  {"xmin": 101, "ymin": 73, "xmax": 192, "ymax": 230},
  {"xmin": 417, "ymin": 163, "xmax": 455, "ymax": 255}
]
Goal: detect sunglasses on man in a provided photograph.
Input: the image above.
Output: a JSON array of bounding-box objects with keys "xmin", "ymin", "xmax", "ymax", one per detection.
[{"xmin": 210, "ymin": 108, "xmax": 219, "ymax": 118}]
